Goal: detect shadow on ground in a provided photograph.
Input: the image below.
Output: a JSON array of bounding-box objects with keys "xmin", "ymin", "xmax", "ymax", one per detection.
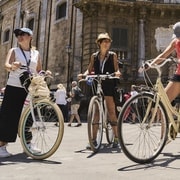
[
  {"xmin": 118, "ymin": 152, "xmax": 180, "ymax": 171},
  {"xmin": 74, "ymin": 143, "xmax": 121, "ymax": 158},
  {"xmin": 0, "ymin": 152, "xmax": 62, "ymax": 166}
]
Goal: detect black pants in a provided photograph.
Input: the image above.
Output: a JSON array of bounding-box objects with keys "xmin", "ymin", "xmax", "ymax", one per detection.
[
  {"xmin": 0, "ymin": 85, "xmax": 27, "ymax": 142},
  {"xmin": 57, "ymin": 104, "xmax": 68, "ymax": 122}
]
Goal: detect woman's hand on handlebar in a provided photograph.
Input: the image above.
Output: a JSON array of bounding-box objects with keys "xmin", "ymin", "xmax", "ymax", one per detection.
[
  {"xmin": 45, "ymin": 70, "xmax": 52, "ymax": 76},
  {"xmin": 115, "ymin": 71, "xmax": 121, "ymax": 77}
]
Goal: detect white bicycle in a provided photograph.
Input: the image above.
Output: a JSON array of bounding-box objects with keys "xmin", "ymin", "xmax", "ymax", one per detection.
[
  {"xmin": 18, "ymin": 71, "xmax": 64, "ymax": 159},
  {"xmin": 84, "ymin": 74, "xmax": 118, "ymax": 152}
]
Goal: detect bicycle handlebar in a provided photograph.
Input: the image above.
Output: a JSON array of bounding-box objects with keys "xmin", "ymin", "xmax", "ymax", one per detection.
[
  {"xmin": 83, "ymin": 73, "xmax": 119, "ymax": 80},
  {"xmin": 144, "ymin": 58, "xmax": 173, "ymax": 69},
  {"xmin": 139, "ymin": 57, "xmax": 177, "ymax": 76},
  {"xmin": 20, "ymin": 66, "xmax": 53, "ymax": 78}
]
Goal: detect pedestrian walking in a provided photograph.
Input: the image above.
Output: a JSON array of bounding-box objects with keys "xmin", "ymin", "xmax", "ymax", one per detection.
[
  {"xmin": 67, "ymin": 81, "xmax": 82, "ymax": 127},
  {"xmin": 54, "ymin": 83, "xmax": 68, "ymax": 123}
]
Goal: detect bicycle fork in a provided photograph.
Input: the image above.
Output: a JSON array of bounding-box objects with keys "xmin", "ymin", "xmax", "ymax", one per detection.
[{"xmin": 29, "ymin": 99, "xmax": 44, "ymax": 129}]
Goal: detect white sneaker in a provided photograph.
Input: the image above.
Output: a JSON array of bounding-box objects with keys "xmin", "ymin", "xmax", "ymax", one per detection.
[
  {"xmin": 27, "ymin": 143, "xmax": 41, "ymax": 154},
  {"xmin": 0, "ymin": 145, "xmax": 12, "ymax": 158}
]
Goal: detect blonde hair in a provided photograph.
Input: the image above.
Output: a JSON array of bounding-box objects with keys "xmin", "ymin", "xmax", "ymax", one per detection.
[{"xmin": 57, "ymin": 83, "xmax": 66, "ymax": 91}]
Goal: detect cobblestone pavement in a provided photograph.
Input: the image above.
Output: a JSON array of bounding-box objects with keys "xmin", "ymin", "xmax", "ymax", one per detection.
[{"xmin": 0, "ymin": 122, "xmax": 180, "ymax": 180}]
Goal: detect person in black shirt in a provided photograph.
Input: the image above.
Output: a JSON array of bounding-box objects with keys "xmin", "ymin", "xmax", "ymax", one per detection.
[{"xmin": 80, "ymin": 33, "xmax": 121, "ymax": 148}]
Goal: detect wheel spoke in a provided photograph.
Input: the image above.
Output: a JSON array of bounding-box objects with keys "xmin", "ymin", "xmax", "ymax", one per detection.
[
  {"xmin": 118, "ymin": 93, "xmax": 168, "ymax": 164},
  {"xmin": 19, "ymin": 100, "xmax": 64, "ymax": 159}
]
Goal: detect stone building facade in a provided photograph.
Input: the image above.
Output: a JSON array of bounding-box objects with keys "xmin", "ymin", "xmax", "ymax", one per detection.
[
  {"xmin": 75, "ymin": 0, "xmax": 180, "ymax": 91},
  {"xmin": 0, "ymin": 0, "xmax": 180, "ymax": 93},
  {"xmin": 0, "ymin": 0, "xmax": 82, "ymax": 91}
]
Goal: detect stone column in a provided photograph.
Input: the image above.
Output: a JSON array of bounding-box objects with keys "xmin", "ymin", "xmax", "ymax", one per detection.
[
  {"xmin": 13, "ymin": 0, "xmax": 22, "ymax": 47},
  {"xmin": 39, "ymin": 0, "xmax": 48, "ymax": 63},
  {"xmin": 138, "ymin": 19, "xmax": 145, "ymax": 77}
]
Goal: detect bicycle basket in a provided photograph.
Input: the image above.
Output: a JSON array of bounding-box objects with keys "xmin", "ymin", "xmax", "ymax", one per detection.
[{"xmin": 28, "ymin": 75, "xmax": 50, "ymax": 97}]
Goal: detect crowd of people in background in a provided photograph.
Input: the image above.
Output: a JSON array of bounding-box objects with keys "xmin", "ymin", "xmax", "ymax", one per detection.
[{"xmin": 54, "ymin": 81, "xmax": 82, "ymax": 127}]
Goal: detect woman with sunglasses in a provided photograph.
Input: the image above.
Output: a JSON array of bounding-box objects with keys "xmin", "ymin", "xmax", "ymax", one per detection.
[{"xmin": 0, "ymin": 28, "xmax": 43, "ymax": 157}]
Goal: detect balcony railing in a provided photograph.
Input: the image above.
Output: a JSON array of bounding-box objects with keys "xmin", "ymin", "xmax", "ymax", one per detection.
[
  {"xmin": 120, "ymin": 0, "xmax": 180, "ymax": 3},
  {"xmin": 74, "ymin": 0, "xmax": 180, "ymax": 4}
]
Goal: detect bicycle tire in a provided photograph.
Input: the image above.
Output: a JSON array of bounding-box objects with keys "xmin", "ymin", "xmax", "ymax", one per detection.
[
  {"xmin": 118, "ymin": 92, "xmax": 168, "ymax": 164},
  {"xmin": 19, "ymin": 99, "xmax": 64, "ymax": 160},
  {"xmin": 87, "ymin": 96, "xmax": 103, "ymax": 152}
]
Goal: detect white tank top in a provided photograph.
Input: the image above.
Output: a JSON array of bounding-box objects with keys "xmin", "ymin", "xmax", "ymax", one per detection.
[{"xmin": 7, "ymin": 47, "xmax": 39, "ymax": 87}]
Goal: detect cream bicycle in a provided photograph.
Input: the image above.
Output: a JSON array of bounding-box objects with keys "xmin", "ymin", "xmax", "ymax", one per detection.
[
  {"xmin": 85, "ymin": 74, "xmax": 118, "ymax": 152},
  {"xmin": 18, "ymin": 71, "xmax": 64, "ymax": 160},
  {"xmin": 118, "ymin": 58, "xmax": 180, "ymax": 164}
]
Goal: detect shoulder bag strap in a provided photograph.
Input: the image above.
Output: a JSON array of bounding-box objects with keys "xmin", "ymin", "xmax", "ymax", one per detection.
[{"xmin": 20, "ymin": 47, "xmax": 31, "ymax": 73}]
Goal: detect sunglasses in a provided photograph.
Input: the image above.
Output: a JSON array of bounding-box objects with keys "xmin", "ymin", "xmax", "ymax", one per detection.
[{"xmin": 15, "ymin": 32, "xmax": 29, "ymax": 37}]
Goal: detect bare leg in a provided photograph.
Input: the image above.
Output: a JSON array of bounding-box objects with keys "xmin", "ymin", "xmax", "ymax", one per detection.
[
  {"xmin": 132, "ymin": 113, "xmax": 136, "ymax": 123},
  {"xmin": 68, "ymin": 114, "xmax": 75, "ymax": 125},
  {"xmin": 74, "ymin": 114, "xmax": 81, "ymax": 124},
  {"xmin": 92, "ymin": 106, "xmax": 100, "ymax": 140},
  {"xmin": 105, "ymin": 96, "xmax": 118, "ymax": 138},
  {"xmin": 165, "ymin": 81, "xmax": 180, "ymax": 102}
]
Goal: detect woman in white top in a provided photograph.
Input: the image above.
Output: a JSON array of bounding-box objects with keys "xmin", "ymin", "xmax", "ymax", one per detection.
[
  {"xmin": 0, "ymin": 28, "xmax": 42, "ymax": 157},
  {"xmin": 54, "ymin": 84, "xmax": 68, "ymax": 122}
]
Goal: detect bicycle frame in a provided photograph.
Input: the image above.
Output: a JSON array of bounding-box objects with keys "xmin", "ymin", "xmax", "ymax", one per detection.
[
  {"xmin": 86, "ymin": 74, "xmax": 117, "ymax": 151},
  {"xmin": 18, "ymin": 71, "xmax": 64, "ymax": 159},
  {"xmin": 142, "ymin": 59, "xmax": 180, "ymax": 136},
  {"xmin": 150, "ymin": 77, "xmax": 180, "ymax": 133},
  {"xmin": 29, "ymin": 97, "xmax": 44, "ymax": 125},
  {"xmin": 94, "ymin": 77, "xmax": 108, "ymax": 128}
]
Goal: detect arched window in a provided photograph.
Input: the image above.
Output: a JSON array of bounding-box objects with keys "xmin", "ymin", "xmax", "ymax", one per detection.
[
  {"xmin": 3, "ymin": 29, "xmax": 10, "ymax": 43},
  {"xmin": 27, "ymin": 18, "xmax": 34, "ymax": 31},
  {"xmin": 56, "ymin": 1, "xmax": 67, "ymax": 20}
]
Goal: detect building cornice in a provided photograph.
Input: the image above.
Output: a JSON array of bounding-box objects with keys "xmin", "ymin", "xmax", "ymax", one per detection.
[
  {"xmin": 0, "ymin": 0, "xmax": 11, "ymax": 6},
  {"xmin": 74, "ymin": 0, "xmax": 180, "ymax": 18}
]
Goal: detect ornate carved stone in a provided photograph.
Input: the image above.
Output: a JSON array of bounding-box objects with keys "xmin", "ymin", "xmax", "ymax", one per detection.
[{"xmin": 154, "ymin": 26, "xmax": 173, "ymax": 52}]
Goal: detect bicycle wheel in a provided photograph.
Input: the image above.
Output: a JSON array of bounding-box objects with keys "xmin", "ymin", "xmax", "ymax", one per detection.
[
  {"xmin": 87, "ymin": 96, "xmax": 103, "ymax": 152},
  {"xmin": 19, "ymin": 99, "xmax": 64, "ymax": 159},
  {"xmin": 118, "ymin": 92, "xmax": 168, "ymax": 164}
]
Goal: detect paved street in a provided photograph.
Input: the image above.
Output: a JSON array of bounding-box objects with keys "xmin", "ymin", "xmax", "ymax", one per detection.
[{"xmin": 0, "ymin": 122, "xmax": 180, "ymax": 180}]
